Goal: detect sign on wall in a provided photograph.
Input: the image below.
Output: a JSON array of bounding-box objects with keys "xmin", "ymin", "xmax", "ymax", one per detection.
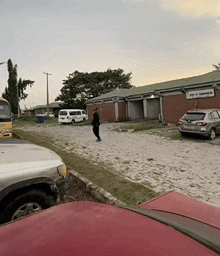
[{"xmin": 186, "ymin": 88, "xmax": 215, "ymax": 99}]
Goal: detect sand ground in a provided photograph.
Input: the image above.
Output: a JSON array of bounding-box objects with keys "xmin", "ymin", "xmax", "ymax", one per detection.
[{"xmin": 23, "ymin": 122, "xmax": 220, "ymax": 207}]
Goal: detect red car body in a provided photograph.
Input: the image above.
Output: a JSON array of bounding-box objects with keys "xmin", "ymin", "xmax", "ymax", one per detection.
[{"xmin": 0, "ymin": 192, "xmax": 219, "ymax": 256}]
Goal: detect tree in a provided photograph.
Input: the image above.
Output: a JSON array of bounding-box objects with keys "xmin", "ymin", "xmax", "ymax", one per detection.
[
  {"xmin": 2, "ymin": 59, "xmax": 18, "ymax": 115},
  {"xmin": 212, "ymin": 63, "xmax": 220, "ymax": 70},
  {"xmin": 56, "ymin": 68, "xmax": 133, "ymax": 109},
  {"xmin": 2, "ymin": 59, "xmax": 34, "ymax": 114}
]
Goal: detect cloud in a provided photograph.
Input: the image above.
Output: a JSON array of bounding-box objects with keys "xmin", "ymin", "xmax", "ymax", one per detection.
[
  {"xmin": 157, "ymin": 0, "xmax": 220, "ymax": 18},
  {"xmin": 121, "ymin": 0, "xmax": 144, "ymax": 2},
  {"xmin": 122, "ymin": 0, "xmax": 220, "ymax": 18}
]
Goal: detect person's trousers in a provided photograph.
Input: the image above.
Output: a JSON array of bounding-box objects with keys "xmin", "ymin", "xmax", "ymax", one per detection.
[{"xmin": 93, "ymin": 125, "xmax": 100, "ymax": 139}]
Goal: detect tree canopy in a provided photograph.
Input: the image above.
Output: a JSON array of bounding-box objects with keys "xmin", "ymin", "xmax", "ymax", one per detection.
[
  {"xmin": 2, "ymin": 59, "xmax": 34, "ymax": 114},
  {"xmin": 56, "ymin": 68, "xmax": 133, "ymax": 109}
]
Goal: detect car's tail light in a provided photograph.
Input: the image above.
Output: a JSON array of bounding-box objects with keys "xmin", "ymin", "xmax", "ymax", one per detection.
[
  {"xmin": 178, "ymin": 121, "xmax": 183, "ymax": 125},
  {"xmin": 196, "ymin": 122, "xmax": 207, "ymax": 126},
  {"xmin": 57, "ymin": 164, "xmax": 68, "ymax": 178}
]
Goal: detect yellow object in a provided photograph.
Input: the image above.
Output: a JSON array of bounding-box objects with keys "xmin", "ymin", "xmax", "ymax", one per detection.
[
  {"xmin": 57, "ymin": 164, "xmax": 68, "ymax": 178},
  {"xmin": 0, "ymin": 97, "xmax": 12, "ymax": 139}
]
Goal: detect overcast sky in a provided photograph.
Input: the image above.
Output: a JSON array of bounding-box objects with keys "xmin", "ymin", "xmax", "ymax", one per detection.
[{"xmin": 1, "ymin": 0, "xmax": 220, "ymax": 109}]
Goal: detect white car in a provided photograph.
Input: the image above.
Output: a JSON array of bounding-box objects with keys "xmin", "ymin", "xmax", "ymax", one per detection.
[
  {"xmin": 58, "ymin": 109, "xmax": 88, "ymax": 124},
  {"xmin": 0, "ymin": 140, "xmax": 68, "ymax": 224},
  {"xmin": 43, "ymin": 112, "xmax": 55, "ymax": 117},
  {"xmin": 36, "ymin": 112, "xmax": 55, "ymax": 117}
]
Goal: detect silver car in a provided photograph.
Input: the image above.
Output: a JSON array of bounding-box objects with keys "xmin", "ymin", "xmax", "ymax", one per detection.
[
  {"xmin": 178, "ymin": 108, "xmax": 220, "ymax": 140},
  {"xmin": 0, "ymin": 140, "xmax": 68, "ymax": 224}
]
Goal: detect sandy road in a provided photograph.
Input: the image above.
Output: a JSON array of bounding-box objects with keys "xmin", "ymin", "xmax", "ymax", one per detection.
[{"xmin": 22, "ymin": 122, "xmax": 220, "ymax": 206}]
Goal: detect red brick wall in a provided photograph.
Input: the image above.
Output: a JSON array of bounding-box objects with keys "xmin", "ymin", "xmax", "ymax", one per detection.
[
  {"xmin": 88, "ymin": 103, "xmax": 116, "ymax": 122},
  {"xmin": 88, "ymin": 102, "xmax": 127, "ymax": 122},
  {"xmin": 118, "ymin": 102, "xmax": 127, "ymax": 121},
  {"xmin": 100, "ymin": 104, "xmax": 116, "ymax": 121},
  {"xmin": 163, "ymin": 90, "xmax": 220, "ymax": 123}
]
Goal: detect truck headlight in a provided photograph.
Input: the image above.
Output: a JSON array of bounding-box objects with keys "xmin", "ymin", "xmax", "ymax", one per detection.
[{"xmin": 57, "ymin": 164, "xmax": 68, "ymax": 178}]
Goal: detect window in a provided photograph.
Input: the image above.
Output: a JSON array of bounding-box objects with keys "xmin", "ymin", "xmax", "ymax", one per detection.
[
  {"xmin": 209, "ymin": 111, "xmax": 219, "ymax": 119},
  {"xmin": 76, "ymin": 111, "xmax": 81, "ymax": 115},
  {"xmin": 182, "ymin": 113, "xmax": 205, "ymax": 121},
  {"xmin": 0, "ymin": 103, "xmax": 10, "ymax": 118},
  {"xmin": 59, "ymin": 111, "xmax": 67, "ymax": 116},
  {"xmin": 70, "ymin": 111, "xmax": 76, "ymax": 116}
]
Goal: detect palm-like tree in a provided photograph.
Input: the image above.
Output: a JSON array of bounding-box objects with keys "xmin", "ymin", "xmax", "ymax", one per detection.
[{"xmin": 213, "ymin": 63, "xmax": 220, "ymax": 70}]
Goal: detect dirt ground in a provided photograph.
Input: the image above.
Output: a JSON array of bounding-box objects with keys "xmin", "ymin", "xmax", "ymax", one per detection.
[
  {"xmin": 61, "ymin": 183, "xmax": 102, "ymax": 204},
  {"xmin": 19, "ymin": 122, "xmax": 220, "ymax": 207}
]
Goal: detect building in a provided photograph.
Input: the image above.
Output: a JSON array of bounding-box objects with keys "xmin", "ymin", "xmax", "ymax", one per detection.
[
  {"xmin": 24, "ymin": 102, "xmax": 63, "ymax": 117},
  {"xmin": 86, "ymin": 71, "xmax": 220, "ymax": 123}
]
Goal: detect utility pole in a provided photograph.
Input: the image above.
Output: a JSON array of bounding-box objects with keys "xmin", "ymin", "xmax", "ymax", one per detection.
[
  {"xmin": 17, "ymin": 80, "xmax": 20, "ymax": 117},
  {"xmin": 43, "ymin": 72, "xmax": 52, "ymax": 118}
]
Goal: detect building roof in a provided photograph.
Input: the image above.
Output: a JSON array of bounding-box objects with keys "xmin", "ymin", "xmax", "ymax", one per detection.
[
  {"xmin": 28, "ymin": 101, "xmax": 63, "ymax": 110},
  {"xmin": 87, "ymin": 70, "xmax": 220, "ymax": 102}
]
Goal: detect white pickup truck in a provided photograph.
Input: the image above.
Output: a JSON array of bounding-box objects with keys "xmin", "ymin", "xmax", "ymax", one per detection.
[{"xmin": 0, "ymin": 140, "xmax": 68, "ymax": 224}]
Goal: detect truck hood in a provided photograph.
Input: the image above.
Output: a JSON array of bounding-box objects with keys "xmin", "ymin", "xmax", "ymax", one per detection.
[
  {"xmin": 0, "ymin": 142, "xmax": 62, "ymax": 165},
  {"xmin": 0, "ymin": 160, "xmax": 62, "ymax": 174}
]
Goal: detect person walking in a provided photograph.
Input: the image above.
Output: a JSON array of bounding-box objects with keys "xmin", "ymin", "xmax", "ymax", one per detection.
[{"xmin": 92, "ymin": 107, "xmax": 101, "ymax": 142}]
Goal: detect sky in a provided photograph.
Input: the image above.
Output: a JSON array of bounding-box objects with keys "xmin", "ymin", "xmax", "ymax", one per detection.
[{"xmin": 0, "ymin": 0, "xmax": 220, "ymax": 109}]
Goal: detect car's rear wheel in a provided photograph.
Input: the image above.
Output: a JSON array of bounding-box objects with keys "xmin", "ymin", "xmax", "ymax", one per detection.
[
  {"xmin": 208, "ymin": 128, "xmax": 216, "ymax": 140},
  {"xmin": 0, "ymin": 189, "xmax": 54, "ymax": 224}
]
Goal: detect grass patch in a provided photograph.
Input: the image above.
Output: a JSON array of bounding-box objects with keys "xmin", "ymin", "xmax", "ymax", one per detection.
[
  {"xmin": 116, "ymin": 120, "xmax": 168, "ymax": 132},
  {"xmin": 13, "ymin": 116, "xmax": 58, "ymax": 127},
  {"xmin": 13, "ymin": 127, "xmax": 159, "ymax": 207},
  {"xmin": 169, "ymin": 132, "xmax": 185, "ymax": 140},
  {"xmin": 13, "ymin": 116, "xmax": 92, "ymax": 128}
]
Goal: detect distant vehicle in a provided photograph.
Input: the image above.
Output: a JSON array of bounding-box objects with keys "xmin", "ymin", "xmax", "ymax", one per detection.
[
  {"xmin": 58, "ymin": 109, "xmax": 88, "ymax": 124},
  {"xmin": 0, "ymin": 97, "xmax": 12, "ymax": 138},
  {"xmin": 178, "ymin": 108, "xmax": 220, "ymax": 140},
  {"xmin": 0, "ymin": 192, "xmax": 219, "ymax": 255},
  {"xmin": 0, "ymin": 140, "xmax": 68, "ymax": 224},
  {"xmin": 36, "ymin": 112, "xmax": 55, "ymax": 117},
  {"xmin": 43, "ymin": 112, "xmax": 55, "ymax": 117}
]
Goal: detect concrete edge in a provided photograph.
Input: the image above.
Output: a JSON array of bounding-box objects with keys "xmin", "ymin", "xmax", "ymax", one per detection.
[{"xmin": 69, "ymin": 170, "xmax": 126, "ymax": 207}]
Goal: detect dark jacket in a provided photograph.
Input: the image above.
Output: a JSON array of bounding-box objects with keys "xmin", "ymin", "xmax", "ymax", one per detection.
[{"xmin": 92, "ymin": 112, "xmax": 100, "ymax": 126}]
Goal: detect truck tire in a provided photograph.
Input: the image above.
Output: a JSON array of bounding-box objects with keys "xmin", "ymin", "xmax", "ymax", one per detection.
[{"xmin": 0, "ymin": 189, "xmax": 54, "ymax": 224}]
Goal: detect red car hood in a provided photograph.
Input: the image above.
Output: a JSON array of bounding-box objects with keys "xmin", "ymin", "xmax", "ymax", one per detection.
[
  {"xmin": 138, "ymin": 191, "xmax": 220, "ymax": 229},
  {"xmin": 0, "ymin": 192, "xmax": 219, "ymax": 256}
]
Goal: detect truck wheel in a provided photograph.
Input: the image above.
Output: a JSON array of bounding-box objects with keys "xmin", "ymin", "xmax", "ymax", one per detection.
[{"xmin": 0, "ymin": 189, "xmax": 54, "ymax": 224}]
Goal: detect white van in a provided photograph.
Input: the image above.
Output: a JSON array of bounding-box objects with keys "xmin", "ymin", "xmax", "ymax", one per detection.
[{"xmin": 58, "ymin": 109, "xmax": 88, "ymax": 124}]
